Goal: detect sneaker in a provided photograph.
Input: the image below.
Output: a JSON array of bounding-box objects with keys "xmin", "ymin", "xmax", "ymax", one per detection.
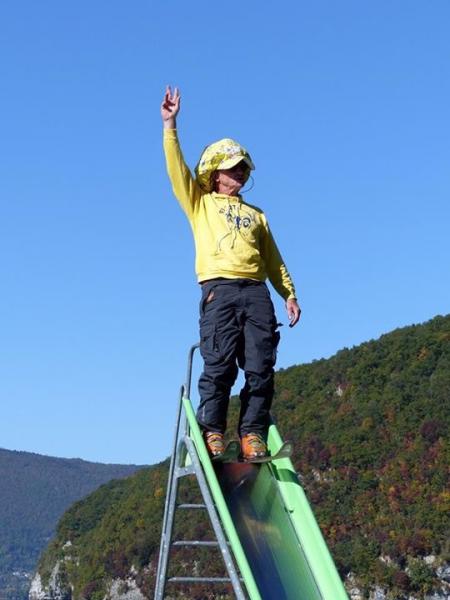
[
  {"xmin": 204, "ymin": 431, "xmax": 225, "ymax": 457},
  {"xmin": 240, "ymin": 433, "xmax": 268, "ymax": 460}
]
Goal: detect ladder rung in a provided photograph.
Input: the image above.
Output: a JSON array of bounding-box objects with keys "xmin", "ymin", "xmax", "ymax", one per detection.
[
  {"xmin": 177, "ymin": 503, "xmax": 206, "ymax": 509},
  {"xmin": 168, "ymin": 576, "xmax": 232, "ymax": 583},
  {"xmin": 172, "ymin": 540, "xmax": 219, "ymax": 547}
]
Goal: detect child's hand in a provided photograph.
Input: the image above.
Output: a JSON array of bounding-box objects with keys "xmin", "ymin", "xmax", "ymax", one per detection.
[
  {"xmin": 286, "ymin": 298, "xmax": 301, "ymax": 328},
  {"xmin": 161, "ymin": 86, "xmax": 180, "ymax": 126}
]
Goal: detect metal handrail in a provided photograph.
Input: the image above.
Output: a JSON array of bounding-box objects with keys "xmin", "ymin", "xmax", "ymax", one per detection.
[{"xmin": 184, "ymin": 343, "xmax": 199, "ymax": 400}]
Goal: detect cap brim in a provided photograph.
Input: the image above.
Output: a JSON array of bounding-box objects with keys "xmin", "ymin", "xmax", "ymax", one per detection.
[{"xmin": 216, "ymin": 155, "xmax": 255, "ymax": 171}]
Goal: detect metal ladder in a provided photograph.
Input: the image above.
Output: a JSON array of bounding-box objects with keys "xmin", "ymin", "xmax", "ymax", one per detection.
[{"xmin": 154, "ymin": 344, "xmax": 247, "ymax": 599}]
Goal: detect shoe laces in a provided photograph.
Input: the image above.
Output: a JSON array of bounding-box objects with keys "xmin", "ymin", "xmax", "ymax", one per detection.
[
  {"xmin": 205, "ymin": 432, "xmax": 224, "ymax": 455},
  {"xmin": 247, "ymin": 433, "xmax": 264, "ymax": 446},
  {"xmin": 242, "ymin": 433, "xmax": 267, "ymax": 456}
]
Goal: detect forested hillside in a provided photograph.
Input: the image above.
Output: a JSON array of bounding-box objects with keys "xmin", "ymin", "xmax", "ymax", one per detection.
[
  {"xmin": 0, "ymin": 449, "xmax": 142, "ymax": 600},
  {"xmin": 33, "ymin": 314, "xmax": 450, "ymax": 599}
]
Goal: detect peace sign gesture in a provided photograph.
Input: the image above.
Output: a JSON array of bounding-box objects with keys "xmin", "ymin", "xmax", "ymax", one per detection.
[{"xmin": 161, "ymin": 86, "xmax": 180, "ymax": 128}]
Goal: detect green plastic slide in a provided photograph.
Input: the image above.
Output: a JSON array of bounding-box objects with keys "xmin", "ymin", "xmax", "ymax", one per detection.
[{"xmin": 183, "ymin": 395, "xmax": 349, "ymax": 600}]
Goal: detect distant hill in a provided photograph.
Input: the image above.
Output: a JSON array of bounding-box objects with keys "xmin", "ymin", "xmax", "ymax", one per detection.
[
  {"xmin": 0, "ymin": 449, "xmax": 143, "ymax": 600},
  {"xmin": 31, "ymin": 315, "xmax": 450, "ymax": 599}
]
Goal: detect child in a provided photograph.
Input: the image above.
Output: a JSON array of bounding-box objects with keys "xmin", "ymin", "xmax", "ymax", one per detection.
[{"xmin": 161, "ymin": 86, "xmax": 300, "ymax": 459}]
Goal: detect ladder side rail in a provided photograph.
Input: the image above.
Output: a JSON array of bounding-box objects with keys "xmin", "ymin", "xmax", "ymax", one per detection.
[
  {"xmin": 154, "ymin": 386, "xmax": 185, "ymax": 600},
  {"xmin": 154, "ymin": 475, "xmax": 181, "ymax": 600},
  {"xmin": 161, "ymin": 386, "xmax": 185, "ymax": 535}
]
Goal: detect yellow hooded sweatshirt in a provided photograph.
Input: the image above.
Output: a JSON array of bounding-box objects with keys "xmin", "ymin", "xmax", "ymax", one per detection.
[{"xmin": 163, "ymin": 129, "xmax": 296, "ymax": 301}]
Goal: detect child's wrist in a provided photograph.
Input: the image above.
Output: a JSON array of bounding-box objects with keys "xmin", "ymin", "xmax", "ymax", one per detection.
[{"xmin": 163, "ymin": 117, "xmax": 177, "ymax": 129}]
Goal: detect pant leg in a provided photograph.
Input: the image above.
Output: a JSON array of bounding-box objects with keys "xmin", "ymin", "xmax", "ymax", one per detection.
[
  {"xmin": 197, "ymin": 283, "xmax": 241, "ymax": 433},
  {"xmin": 237, "ymin": 283, "xmax": 280, "ymax": 438}
]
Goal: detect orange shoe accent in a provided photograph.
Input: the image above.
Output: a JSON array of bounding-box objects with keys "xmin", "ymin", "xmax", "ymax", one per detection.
[
  {"xmin": 240, "ymin": 433, "xmax": 267, "ymax": 460},
  {"xmin": 204, "ymin": 431, "xmax": 225, "ymax": 457}
]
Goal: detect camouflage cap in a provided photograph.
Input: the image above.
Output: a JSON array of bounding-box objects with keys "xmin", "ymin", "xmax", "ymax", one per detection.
[{"xmin": 194, "ymin": 138, "xmax": 255, "ymax": 192}]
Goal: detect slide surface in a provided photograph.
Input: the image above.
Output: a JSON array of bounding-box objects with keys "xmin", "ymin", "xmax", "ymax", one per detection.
[{"xmin": 216, "ymin": 461, "xmax": 323, "ymax": 599}]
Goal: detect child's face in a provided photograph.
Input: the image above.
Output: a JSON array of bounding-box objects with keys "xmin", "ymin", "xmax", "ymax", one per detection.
[{"xmin": 214, "ymin": 161, "xmax": 250, "ymax": 194}]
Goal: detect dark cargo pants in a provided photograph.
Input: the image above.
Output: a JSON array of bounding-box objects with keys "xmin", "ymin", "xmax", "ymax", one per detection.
[{"xmin": 196, "ymin": 278, "xmax": 280, "ymax": 438}]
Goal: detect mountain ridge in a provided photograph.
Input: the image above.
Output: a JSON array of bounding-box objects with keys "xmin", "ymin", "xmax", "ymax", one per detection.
[{"xmin": 0, "ymin": 448, "xmax": 144, "ymax": 600}]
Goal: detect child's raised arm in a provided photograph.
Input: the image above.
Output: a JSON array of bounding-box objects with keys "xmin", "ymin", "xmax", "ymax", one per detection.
[{"xmin": 162, "ymin": 86, "xmax": 201, "ymax": 216}]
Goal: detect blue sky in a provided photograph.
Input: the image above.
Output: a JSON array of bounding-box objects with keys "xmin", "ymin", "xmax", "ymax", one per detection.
[{"xmin": 1, "ymin": 1, "xmax": 449, "ymax": 465}]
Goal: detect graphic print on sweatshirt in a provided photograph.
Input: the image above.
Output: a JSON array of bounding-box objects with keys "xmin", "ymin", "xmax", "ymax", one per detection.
[{"xmin": 216, "ymin": 203, "xmax": 257, "ymax": 252}]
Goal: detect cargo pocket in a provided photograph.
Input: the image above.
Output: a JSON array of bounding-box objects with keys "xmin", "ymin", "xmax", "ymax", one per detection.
[{"xmin": 199, "ymin": 322, "xmax": 221, "ymax": 363}]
